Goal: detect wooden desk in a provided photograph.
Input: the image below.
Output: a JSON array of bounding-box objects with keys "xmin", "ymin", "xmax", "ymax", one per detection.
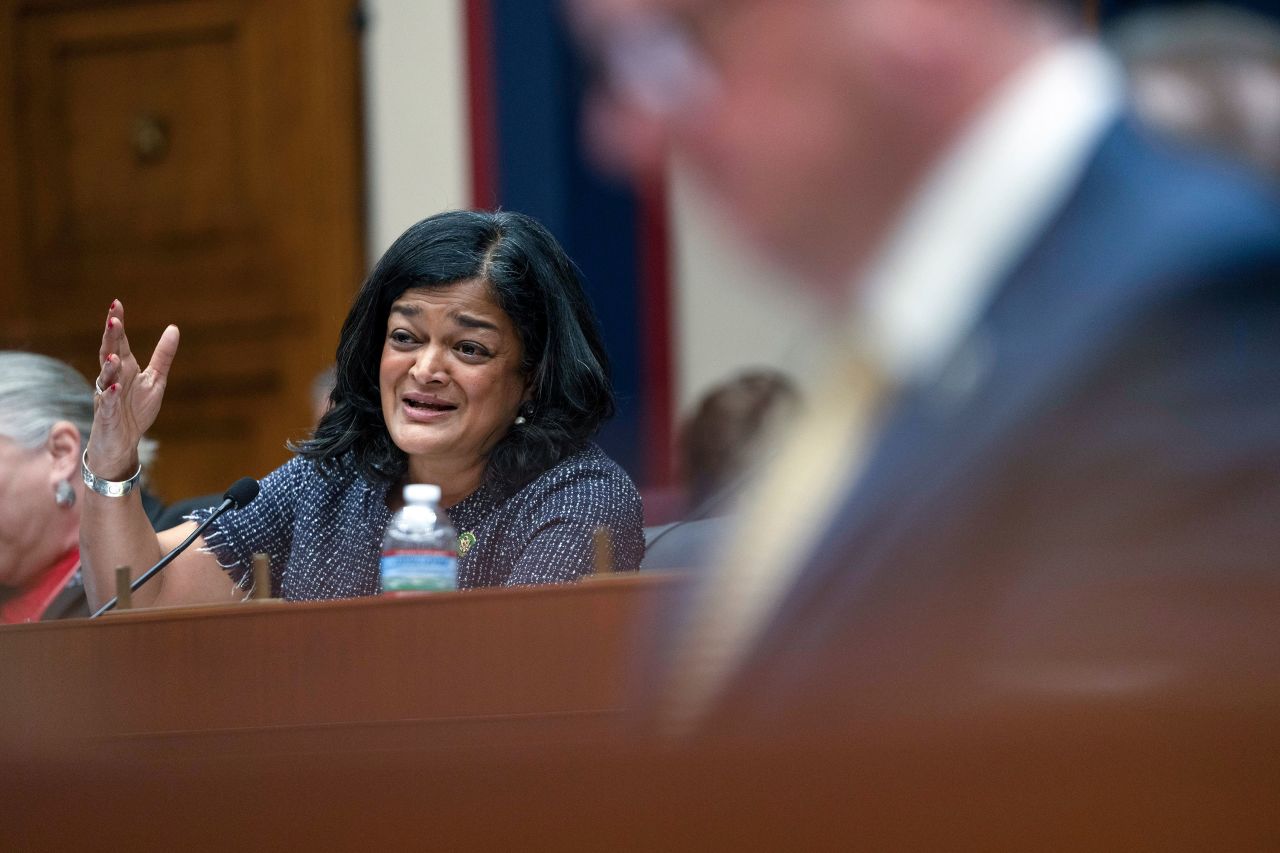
[
  {"xmin": 2, "ymin": 572, "xmax": 1276, "ymax": 850},
  {"xmin": 0, "ymin": 574, "xmax": 679, "ymax": 764}
]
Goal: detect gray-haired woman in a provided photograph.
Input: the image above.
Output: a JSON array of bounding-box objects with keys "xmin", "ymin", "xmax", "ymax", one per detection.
[
  {"xmin": 0, "ymin": 351, "xmax": 174, "ymax": 622},
  {"xmin": 0, "ymin": 352, "xmax": 97, "ymax": 622}
]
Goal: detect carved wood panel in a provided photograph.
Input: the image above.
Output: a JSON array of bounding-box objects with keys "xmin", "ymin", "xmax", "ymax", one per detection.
[{"xmin": 0, "ymin": 0, "xmax": 364, "ymax": 502}]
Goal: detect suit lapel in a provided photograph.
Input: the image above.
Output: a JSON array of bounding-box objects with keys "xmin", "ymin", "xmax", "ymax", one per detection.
[{"xmin": 714, "ymin": 118, "xmax": 1200, "ymax": 712}]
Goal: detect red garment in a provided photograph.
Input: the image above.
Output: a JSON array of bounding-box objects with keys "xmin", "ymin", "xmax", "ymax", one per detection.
[{"xmin": 0, "ymin": 548, "xmax": 80, "ymax": 624}]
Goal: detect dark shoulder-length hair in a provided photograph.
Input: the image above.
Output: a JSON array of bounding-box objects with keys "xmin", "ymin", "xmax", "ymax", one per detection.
[{"xmin": 293, "ymin": 209, "xmax": 614, "ymax": 492}]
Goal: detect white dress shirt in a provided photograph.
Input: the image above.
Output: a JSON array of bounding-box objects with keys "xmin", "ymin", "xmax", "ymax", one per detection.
[{"xmin": 857, "ymin": 39, "xmax": 1124, "ymax": 388}]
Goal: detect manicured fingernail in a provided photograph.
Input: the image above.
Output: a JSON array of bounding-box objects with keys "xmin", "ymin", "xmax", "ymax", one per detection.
[
  {"xmin": 110, "ymin": 383, "xmax": 119, "ymax": 393},
  {"xmin": 108, "ymin": 300, "xmax": 116, "ymax": 310},
  {"xmin": 107, "ymin": 318, "xmax": 115, "ymax": 329}
]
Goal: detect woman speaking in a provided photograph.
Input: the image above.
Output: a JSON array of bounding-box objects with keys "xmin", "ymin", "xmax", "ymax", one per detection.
[{"xmin": 79, "ymin": 210, "xmax": 643, "ymax": 609}]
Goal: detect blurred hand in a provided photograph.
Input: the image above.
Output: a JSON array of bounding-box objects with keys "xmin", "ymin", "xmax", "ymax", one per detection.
[{"xmin": 87, "ymin": 300, "xmax": 180, "ymax": 481}]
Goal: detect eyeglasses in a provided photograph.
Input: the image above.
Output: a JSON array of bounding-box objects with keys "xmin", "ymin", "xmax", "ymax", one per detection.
[{"xmin": 588, "ymin": 11, "xmax": 721, "ymax": 119}]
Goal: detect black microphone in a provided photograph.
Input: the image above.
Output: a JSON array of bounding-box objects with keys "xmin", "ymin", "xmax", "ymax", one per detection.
[{"xmin": 90, "ymin": 477, "xmax": 261, "ymax": 618}]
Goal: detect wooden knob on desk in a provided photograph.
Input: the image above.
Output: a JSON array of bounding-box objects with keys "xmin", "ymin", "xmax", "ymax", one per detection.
[
  {"xmin": 113, "ymin": 566, "xmax": 132, "ymax": 611},
  {"xmin": 252, "ymin": 553, "xmax": 272, "ymax": 601},
  {"xmin": 593, "ymin": 527, "xmax": 613, "ymax": 576}
]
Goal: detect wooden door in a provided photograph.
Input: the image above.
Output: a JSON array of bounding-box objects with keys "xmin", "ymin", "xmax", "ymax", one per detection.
[{"xmin": 0, "ymin": 0, "xmax": 364, "ymax": 500}]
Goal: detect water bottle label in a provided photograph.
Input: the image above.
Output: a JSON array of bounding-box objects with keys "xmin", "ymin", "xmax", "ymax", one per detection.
[{"xmin": 380, "ymin": 549, "xmax": 458, "ymax": 592}]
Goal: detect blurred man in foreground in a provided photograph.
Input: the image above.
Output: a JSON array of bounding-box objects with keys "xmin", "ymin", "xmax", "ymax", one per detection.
[{"xmin": 570, "ymin": 0, "xmax": 1280, "ymax": 740}]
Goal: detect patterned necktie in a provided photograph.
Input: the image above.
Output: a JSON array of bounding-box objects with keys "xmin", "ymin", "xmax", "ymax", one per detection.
[{"xmin": 662, "ymin": 345, "xmax": 895, "ymax": 736}]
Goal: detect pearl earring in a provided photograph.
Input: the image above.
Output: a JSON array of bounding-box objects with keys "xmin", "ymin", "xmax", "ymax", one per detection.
[
  {"xmin": 54, "ymin": 479, "xmax": 76, "ymax": 508},
  {"xmin": 514, "ymin": 415, "xmax": 527, "ymax": 426}
]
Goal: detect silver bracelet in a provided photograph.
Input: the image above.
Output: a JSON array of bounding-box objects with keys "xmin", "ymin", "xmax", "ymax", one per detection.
[{"xmin": 81, "ymin": 449, "xmax": 142, "ymax": 498}]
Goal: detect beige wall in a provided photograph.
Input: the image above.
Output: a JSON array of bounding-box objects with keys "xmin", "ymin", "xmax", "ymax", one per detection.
[
  {"xmin": 667, "ymin": 164, "xmax": 824, "ymax": 417},
  {"xmin": 362, "ymin": 0, "xmax": 471, "ymax": 265}
]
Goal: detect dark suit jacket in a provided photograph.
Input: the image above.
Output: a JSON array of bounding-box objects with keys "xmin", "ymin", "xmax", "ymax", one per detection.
[{"xmin": 683, "ymin": 118, "xmax": 1280, "ymax": 742}]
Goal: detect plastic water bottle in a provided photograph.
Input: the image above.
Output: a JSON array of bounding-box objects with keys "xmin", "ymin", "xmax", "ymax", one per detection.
[{"xmin": 380, "ymin": 484, "xmax": 458, "ymax": 592}]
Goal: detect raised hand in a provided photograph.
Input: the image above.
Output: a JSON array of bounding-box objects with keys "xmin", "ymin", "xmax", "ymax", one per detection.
[{"xmin": 87, "ymin": 300, "xmax": 180, "ymax": 481}]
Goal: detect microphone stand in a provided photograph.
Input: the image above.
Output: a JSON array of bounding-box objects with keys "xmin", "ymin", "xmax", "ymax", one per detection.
[{"xmin": 90, "ymin": 497, "xmax": 237, "ymax": 619}]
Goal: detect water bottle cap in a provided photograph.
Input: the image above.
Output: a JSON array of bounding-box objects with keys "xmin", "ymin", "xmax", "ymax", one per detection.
[{"xmin": 403, "ymin": 483, "xmax": 441, "ymax": 505}]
